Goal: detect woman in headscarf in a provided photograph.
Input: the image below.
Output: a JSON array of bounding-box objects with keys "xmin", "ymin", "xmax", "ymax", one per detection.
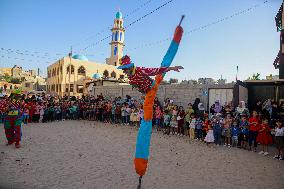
[
  {"xmin": 234, "ymin": 101, "xmax": 249, "ymax": 120},
  {"xmin": 210, "ymin": 100, "xmax": 223, "ymax": 115},
  {"xmin": 192, "ymin": 98, "xmax": 200, "ymax": 116}
]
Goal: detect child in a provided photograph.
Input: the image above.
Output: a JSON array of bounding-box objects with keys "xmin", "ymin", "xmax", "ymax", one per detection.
[
  {"xmin": 155, "ymin": 106, "xmax": 162, "ymax": 131},
  {"xmin": 212, "ymin": 114, "xmax": 223, "ymax": 146},
  {"xmin": 248, "ymin": 111, "xmax": 260, "ymax": 152},
  {"xmin": 170, "ymin": 115, "xmax": 178, "ymax": 135},
  {"xmin": 133, "ymin": 108, "xmax": 140, "ymax": 127},
  {"xmin": 273, "ymin": 120, "xmax": 284, "ymax": 160},
  {"xmin": 125, "ymin": 104, "xmax": 132, "ymax": 125},
  {"xmin": 231, "ymin": 121, "xmax": 240, "ymax": 147},
  {"xmin": 204, "ymin": 124, "xmax": 214, "ymax": 146},
  {"xmin": 223, "ymin": 114, "xmax": 233, "ymax": 147},
  {"xmin": 130, "ymin": 107, "xmax": 135, "ymax": 126},
  {"xmin": 202, "ymin": 117, "xmax": 210, "ymax": 141},
  {"xmin": 121, "ymin": 104, "xmax": 126, "ymax": 125},
  {"xmin": 23, "ymin": 107, "xmax": 29, "ymax": 125},
  {"xmin": 239, "ymin": 115, "xmax": 249, "ymax": 149},
  {"xmin": 189, "ymin": 114, "xmax": 196, "ymax": 140},
  {"xmin": 257, "ymin": 118, "xmax": 273, "ymax": 156},
  {"xmin": 138, "ymin": 105, "xmax": 144, "ymax": 125},
  {"xmin": 177, "ymin": 106, "xmax": 185, "ymax": 136},
  {"xmin": 195, "ymin": 116, "xmax": 203, "ymax": 140},
  {"xmin": 163, "ymin": 110, "xmax": 171, "ymax": 135}
]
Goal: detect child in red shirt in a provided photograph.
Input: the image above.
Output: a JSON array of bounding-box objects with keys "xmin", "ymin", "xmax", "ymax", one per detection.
[
  {"xmin": 257, "ymin": 118, "xmax": 273, "ymax": 156},
  {"xmin": 248, "ymin": 110, "xmax": 260, "ymax": 152}
]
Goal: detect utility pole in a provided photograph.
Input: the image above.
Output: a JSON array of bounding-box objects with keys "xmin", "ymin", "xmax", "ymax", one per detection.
[
  {"xmin": 68, "ymin": 47, "xmax": 72, "ymax": 100},
  {"xmin": 37, "ymin": 68, "xmax": 39, "ymax": 91}
]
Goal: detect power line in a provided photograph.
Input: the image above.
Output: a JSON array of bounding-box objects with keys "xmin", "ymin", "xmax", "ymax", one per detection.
[
  {"xmin": 79, "ymin": 0, "xmax": 175, "ymax": 52},
  {"xmin": 0, "ymin": 48, "xmax": 60, "ymax": 60},
  {"xmin": 125, "ymin": 0, "xmax": 269, "ymax": 52},
  {"xmin": 72, "ymin": 0, "xmax": 154, "ymax": 50}
]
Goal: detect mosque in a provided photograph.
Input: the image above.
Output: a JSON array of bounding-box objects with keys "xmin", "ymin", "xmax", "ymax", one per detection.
[{"xmin": 46, "ymin": 11, "xmax": 126, "ymax": 97}]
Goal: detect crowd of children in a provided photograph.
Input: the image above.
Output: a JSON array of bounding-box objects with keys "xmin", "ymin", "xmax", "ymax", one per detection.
[{"xmin": 0, "ymin": 93, "xmax": 283, "ymax": 160}]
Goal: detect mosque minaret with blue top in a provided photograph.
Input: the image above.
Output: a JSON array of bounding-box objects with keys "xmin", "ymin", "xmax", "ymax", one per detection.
[
  {"xmin": 46, "ymin": 11, "xmax": 126, "ymax": 97},
  {"xmin": 106, "ymin": 11, "xmax": 125, "ymax": 66}
]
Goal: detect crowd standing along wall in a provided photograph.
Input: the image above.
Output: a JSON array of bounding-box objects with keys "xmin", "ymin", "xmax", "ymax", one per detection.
[{"xmin": 91, "ymin": 83, "xmax": 236, "ymax": 110}]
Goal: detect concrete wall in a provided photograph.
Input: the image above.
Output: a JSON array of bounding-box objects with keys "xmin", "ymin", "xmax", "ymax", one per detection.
[{"xmin": 92, "ymin": 83, "xmax": 235, "ymax": 109}]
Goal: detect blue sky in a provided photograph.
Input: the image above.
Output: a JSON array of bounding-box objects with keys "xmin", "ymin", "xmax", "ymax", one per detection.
[{"xmin": 0, "ymin": 0, "xmax": 282, "ymax": 81}]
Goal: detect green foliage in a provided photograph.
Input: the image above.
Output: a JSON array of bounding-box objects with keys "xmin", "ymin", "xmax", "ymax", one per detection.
[
  {"xmin": 247, "ymin": 73, "xmax": 260, "ymax": 80},
  {"xmin": 169, "ymin": 78, "xmax": 178, "ymax": 84}
]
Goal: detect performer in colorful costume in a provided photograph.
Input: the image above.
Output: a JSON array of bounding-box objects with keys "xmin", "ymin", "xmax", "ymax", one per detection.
[
  {"xmin": 118, "ymin": 16, "xmax": 184, "ymax": 188},
  {"xmin": 4, "ymin": 89, "xmax": 23, "ymax": 148}
]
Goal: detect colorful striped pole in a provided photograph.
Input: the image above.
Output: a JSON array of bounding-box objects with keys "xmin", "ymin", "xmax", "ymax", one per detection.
[{"xmin": 134, "ymin": 15, "xmax": 184, "ymax": 187}]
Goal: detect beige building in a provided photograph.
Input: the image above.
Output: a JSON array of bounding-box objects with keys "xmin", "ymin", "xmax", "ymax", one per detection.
[
  {"xmin": 0, "ymin": 68, "xmax": 12, "ymax": 76},
  {"xmin": 46, "ymin": 11, "xmax": 126, "ymax": 97}
]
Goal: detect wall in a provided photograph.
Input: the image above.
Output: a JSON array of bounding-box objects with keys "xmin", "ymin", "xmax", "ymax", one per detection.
[{"xmin": 92, "ymin": 83, "xmax": 235, "ymax": 109}]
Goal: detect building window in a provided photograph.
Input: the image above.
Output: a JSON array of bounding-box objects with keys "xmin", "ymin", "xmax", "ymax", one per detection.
[
  {"xmin": 115, "ymin": 31, "xmax": 118, "ymax": 41},
  {"xmin": 114, "ymin": 46, "xmax": 117, "ymax": 56},
  {"xmin": 112, "ymin": 32, "xmax": 114, "ymax": 41},
  {"xmin": 56, "ymin": 84, "xmax": 58, "ymax": 92},
  {"xmin": 59, "ymin": 84, "xmax": 61, "ymax": 92},
  {"xmin": 103, "ymin": 70, "xmax": 109, "ymax": 78},
  {"xmin": 25, "ymin": 83, "xmax": 30, "ymax": 88},
  {"xmin": 78, "ymin": 66, "xmax": 86, "ymax": 75},
  {"xmin": 60, "ymin": 66, "xmax": 62, "ymax": 74},
  {"xmin": 111, "ymin": 71, "xmax": 116, "ymax": 78},
  {"xmin": 65, "ymin": 86, "xmax": 69, "ymax": 92},
  {"xmin": 70, "ymin": 84, "xmax": 74, "ymax": 92},
  {"xmin": 67, "ymin": 65, "xmax": 74, "ymax": 74},
  {"xmin": 120, "ymin": 32, "xmax": 122, "ymax": 41},
  {"xmin": 77, "ymin": 85, "xmax": 83, "ymax": 93},
  {"xmin": 120, "ymin": 75, "xmax": 124, "ymax": 79}
]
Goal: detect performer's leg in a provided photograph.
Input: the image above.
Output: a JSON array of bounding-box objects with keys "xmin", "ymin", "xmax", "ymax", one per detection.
[
  {"xmin": 14, "ymin": 118, "xmax": 22, "ymax": 148},
  {"xmin": 4, "ymin": 120, "xmax": 14, "ymax": 144}
]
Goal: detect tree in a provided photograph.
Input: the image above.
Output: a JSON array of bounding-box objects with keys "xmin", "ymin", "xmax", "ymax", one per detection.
[
  {"xmin": 247, "ymin": 73, "xmax": 260, "ymax": 80},
  {"xmin": 10, "ymin": 78, "xmax": 21, "ymax": 84},
  {"xmin": 169, "ymin": 78, "xmax": 178, "ymax": 84}
]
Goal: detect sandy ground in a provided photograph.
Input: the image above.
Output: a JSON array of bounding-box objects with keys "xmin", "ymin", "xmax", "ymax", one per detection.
[{"xmin": 0, "ymin": 120, "xmax": 283, "ymax": 189}]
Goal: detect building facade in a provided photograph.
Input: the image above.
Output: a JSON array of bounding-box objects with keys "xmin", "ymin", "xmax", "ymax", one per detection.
[
  {"xmin": 46, "ymin": 56, "xmax": 125, "ymax": 97},
  {"xmin": 46, "ymin": 11, "xmax": 126, "ymax": 97}
]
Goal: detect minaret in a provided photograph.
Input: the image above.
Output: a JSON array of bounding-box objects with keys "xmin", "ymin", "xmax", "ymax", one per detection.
[{"xmin": 106, "ymin": 11, "xmax": 125, "ymax": 66}]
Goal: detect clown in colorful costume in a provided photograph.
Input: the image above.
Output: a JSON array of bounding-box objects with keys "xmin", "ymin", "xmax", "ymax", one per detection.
[
  {"xmin": 118, "ymin": 15, "xmax": 185, "ymax": 188},
  {"xmin": 4, "ymin": 89, "xmax": 23, "ymax": 148}
]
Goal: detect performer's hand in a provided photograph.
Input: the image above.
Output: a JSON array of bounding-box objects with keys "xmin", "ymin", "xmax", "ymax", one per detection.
[{"xmin": 170, "ymin": 66, "xmax": 184, "ymax": 72}]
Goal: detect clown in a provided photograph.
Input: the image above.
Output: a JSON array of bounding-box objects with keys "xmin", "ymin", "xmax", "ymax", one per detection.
[
  {"xmin": 125, "ymin": 15, "xmax": 185, "ymax": 188},
  {"xmin": 4, "ymin": 89, "xmax": 23, "ymax": 148}
]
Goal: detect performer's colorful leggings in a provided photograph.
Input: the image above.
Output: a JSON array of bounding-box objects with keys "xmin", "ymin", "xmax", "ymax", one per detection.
[{"xmin": 4, "ymin": 116, "xmax": 22, "ymax": 143}]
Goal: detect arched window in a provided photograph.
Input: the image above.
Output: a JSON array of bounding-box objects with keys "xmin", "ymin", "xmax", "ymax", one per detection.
[
  {"xmin": 103, "ymin": 70, "xmax": 109, "ymax": 78},
  {"xmin": 111, "ymin": 71, "xmax": 116, "ymax": 78},
  {"xmin": 78, "ymin": 66, "xmax": 86, "ymax": 75},
  {"xmin": 114, "ymin": 46, "xmax": 117, "ymax": 56},
  {"xmin": 67, "ymin": 65, "xmax": 74, "ymax": 74},
  {"xmin": 115, "ymin": 31, "xmax": 118, "ymax": 41},
  {"xmin": 120, "ymin": 32, "xmax": 122, "ymax": 41}
]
